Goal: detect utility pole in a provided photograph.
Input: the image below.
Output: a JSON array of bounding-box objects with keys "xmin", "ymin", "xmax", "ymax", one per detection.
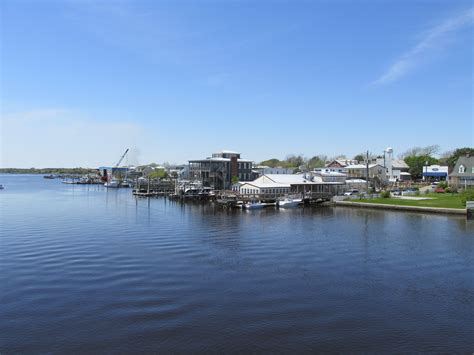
[{"xmin": 366, "ymin": 150, "xmax": 369, "ymax": 193}]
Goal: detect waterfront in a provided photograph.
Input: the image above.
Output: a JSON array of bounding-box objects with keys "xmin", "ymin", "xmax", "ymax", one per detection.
[{"xmin": 1, "ymin": 175, "xmax": 473, "ymax": 352}]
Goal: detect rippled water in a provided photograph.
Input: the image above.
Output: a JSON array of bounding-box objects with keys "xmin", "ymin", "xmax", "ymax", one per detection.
[{"xmin": 1, "ymin": 175, "xmax": 473, "ymax": 352}]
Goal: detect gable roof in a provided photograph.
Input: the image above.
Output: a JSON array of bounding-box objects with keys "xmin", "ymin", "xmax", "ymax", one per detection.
[{"xmin": 450, "ymin": 156, "xmax": 474, "ymax": 177}]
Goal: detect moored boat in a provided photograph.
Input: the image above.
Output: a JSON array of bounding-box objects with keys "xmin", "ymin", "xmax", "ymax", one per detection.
[{"xmin": 278, "ymin": 198, "xmax": 303, "ymax": 208}]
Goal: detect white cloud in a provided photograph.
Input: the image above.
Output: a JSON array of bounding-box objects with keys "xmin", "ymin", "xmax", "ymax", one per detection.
[
  {"xmin": 372, "ymin": 7, "xmax": 474, "ymax": 85},
  {"xmin": 1, "ymin": 108, "xmax": 143, "ymax": 168}
]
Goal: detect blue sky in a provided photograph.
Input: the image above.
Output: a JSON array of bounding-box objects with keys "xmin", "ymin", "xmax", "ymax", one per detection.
[{"xmin": 1, "ymin": 0, "xmax": 473, "ymax": 168}]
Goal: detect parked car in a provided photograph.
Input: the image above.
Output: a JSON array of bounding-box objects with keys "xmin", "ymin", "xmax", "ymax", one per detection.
[
  {"xmin": 391, "ymin": 190, "xmax": 402, "ymax": 196},
  {"xmin": 344, "ymin": 189, "xmax": 359, "ymax": 196},
  {"xmin": 434, "ymin": 187, "xmax": 445, "ymax": 193}
]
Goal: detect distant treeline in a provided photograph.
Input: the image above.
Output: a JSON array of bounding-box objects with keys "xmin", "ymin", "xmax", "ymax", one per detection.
[{"xmin": 0, "ymin": 168, "xmax": 98, "ymax": 175}]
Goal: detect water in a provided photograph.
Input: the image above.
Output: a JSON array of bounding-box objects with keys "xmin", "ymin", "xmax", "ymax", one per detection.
[{"xmin": 1, "ymin": 175, "xmax": 473, "ymax": 352}]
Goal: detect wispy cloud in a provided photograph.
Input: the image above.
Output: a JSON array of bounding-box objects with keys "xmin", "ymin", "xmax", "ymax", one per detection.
[{"xmin": 372, "ymin": 7, "xmax": 474, "ymax": 86}]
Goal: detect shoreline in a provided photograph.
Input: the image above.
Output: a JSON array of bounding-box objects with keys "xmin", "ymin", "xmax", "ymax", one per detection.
[{"xmin": 335, "ymin": 200, "xmax": 466, "ymax": 215}]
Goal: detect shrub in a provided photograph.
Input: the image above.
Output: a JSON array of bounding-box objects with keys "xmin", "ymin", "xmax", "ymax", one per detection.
[
  {"xmin": 461, "ymin": 189, "xmax": 474, "ymax": 205},
  {"xmin": 381, "ymin": 190, "xmax": 391, "ymax": 198},
  {"xmin": 437, "ymin": 181, "xmax": 448, "ymax": 189},
  {"xmin": 424, "ymin": 189, "xmax": 430, "ymax": 195}
]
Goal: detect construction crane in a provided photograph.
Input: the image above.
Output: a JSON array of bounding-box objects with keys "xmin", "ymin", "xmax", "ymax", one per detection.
[{"xmin": 115, "ymin": 148, "xmax": 129, "ymax": 167}]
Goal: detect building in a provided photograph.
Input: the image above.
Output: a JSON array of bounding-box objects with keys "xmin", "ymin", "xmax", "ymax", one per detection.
[
  {"xmin": 326, "ymin": 159, "xmax": 358, "ymax": 172},
  {"xmin": 235, "ymin": 173, "xmax": 345, "ymax": 197},
  {"xmin": 375, "ymin": 148, "xmax": 410, "ymax": 182},
  {"xmin": 189, "ymin": 150, "xmax": 253, "ymax": 190},
  {"xmin": 253, "ymin": 165, "xmax": 294, "ymax": 177},
  {"xmin": 422, "ymin": 165, "xmax": 449, "ymax": 182},
  {"xmin": 345, "ymin": 163, "xmax": 387, "ymax": 183},
  {"xmin": 449, "ymin": 155, "xmax": 474, "ymax": 189}
]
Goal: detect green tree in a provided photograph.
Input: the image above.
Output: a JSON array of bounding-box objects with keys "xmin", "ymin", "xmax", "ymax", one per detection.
[
  {"xmin": 445, "ymin": 147, "xmax": 474, "ymax": 169},
  {"xmin": 404, "ymin": 156, "xmax": 438, "ymax": 180},
  {"xmin": 148, "ymin": 169, "xmax": 168, "ymax": 179},
  {"xmin": 353, "ymin": 154, "xmax": 365, "ymax": 162},
  {"xmin": 259, "ymin": 158, "xmax": 281, "ymax": 168},
  {"xmin": 307, "ymin": 155, "xmax": 327, "ymax": 169}
]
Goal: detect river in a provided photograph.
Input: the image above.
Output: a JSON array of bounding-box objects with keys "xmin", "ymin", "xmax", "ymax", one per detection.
[{"xmin": 0, "ymin": 175, "xmax": 473, "ymax": 352}]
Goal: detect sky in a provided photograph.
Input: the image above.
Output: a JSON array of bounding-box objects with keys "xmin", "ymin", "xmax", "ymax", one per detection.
[{"xmin": 1, "ymin": 0, "xmax": 473, "ymax": 168}]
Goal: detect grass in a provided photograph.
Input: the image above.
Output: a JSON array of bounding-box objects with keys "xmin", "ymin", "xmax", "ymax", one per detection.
[{"xmin": 357, "ymin": 193, "xmax": 465, "ymax": 209}]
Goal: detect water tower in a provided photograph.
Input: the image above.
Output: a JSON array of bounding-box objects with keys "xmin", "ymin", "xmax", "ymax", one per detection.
[{"xmin": 385, "ymin": 147, "xmax": 393, "ymax": 180}]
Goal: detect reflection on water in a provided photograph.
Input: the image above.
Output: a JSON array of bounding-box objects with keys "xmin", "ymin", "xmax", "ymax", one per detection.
[{"xmin": 0, "ymin": 175, "xmax": 473, "ymax": 352}]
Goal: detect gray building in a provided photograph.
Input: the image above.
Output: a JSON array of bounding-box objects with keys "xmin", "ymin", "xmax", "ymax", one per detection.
[
  {"xmin": 449, "ymin": 155, "xmax": 474, "ymax": 189},
  {"xmin": 189, "ymin": 150, "xmax": 253, "ymax": 190}
]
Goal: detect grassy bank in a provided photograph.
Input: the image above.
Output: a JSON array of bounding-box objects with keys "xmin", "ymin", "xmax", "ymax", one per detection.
[{"xmin": 358, "ymin": 193, "xmax": 465, "ymax": 209}]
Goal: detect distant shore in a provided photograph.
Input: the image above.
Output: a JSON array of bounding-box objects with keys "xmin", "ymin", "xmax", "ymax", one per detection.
[{"xmin": 0, "ymin": 168, "xmax": 96, "ymax": 175}]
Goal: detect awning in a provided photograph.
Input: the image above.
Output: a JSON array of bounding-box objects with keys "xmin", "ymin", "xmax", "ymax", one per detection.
[{"xmin": 423, "ymin": 172, "xmax": 447, "ymax": 177}]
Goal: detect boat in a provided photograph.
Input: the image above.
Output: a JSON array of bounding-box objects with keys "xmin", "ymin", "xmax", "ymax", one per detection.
[
  {"xmin": 244, "ymin": 202, "xmax": 265, "ymax": 209},
  {"xmin": 43, "ymin": 174, "xmax": 55, "ymax": 179},
  {"xmin": 0, "ymin": 184, "xmax": 4, "ymax": 189},
  {"xmin": 244, "ymin": 202, "xmax": 276, "ymax": 209},
  {"xmin": 278, "ymin": 198, "xmax": 303, "ymax": 208},
  {"xmin": 104, "ymin": 180, "xmax": 120, "ymax": 188}
]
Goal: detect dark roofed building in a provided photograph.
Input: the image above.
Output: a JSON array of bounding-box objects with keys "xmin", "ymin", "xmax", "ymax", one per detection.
[{"xmin": 449, "ymin": 155, "xmax": 474, "ymax": 189}]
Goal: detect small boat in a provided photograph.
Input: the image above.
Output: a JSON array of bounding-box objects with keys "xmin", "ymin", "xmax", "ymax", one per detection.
[
  {"xmin": 104, "ymin": 180, "xmax": 120, "ymax": 188},
  {"xmin": 245, "ymin": 202, "xmax": 265, "ymax": 209},
  {"xmin": 43, "ymin": 174, "xmax": 55, "ymax": 179},
  {"xmin": 278, "ymin": 198, "xmax": 303, "ymax": 208},
  {"xmin": 0, "ymin": 184, "xmax": 4, "ymax": 189}
]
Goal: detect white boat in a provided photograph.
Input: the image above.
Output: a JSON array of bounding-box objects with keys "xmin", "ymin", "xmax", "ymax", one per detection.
[
  {"xmin": 104, "ymin": 180, "xmax": 120, "ymax": 188},
  {"xmin": 245, "ymin": 202, "xmax": 265, "ymax": 209},
  {"xmin": 278, "ymin": 198, "xmax": 303, "ymax": 208},
  {"xmin": 244, "ymin": 202, "xmax": 276, "ymax": 209}
]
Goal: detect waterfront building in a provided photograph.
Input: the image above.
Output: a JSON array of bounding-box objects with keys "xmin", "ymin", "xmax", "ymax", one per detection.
[
  {"xmin": 189, "ymin": 150, "xmax": 253, "ymax": 190},
  {"xmin": 236, "ymin": 173, "xmax": 345, "ymax": 197},
  {"xmin": 449, "ymin": 155, "xmax": 474, "ymax": 189}
]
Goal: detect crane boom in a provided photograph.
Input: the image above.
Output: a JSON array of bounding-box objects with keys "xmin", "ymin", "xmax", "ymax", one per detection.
[{"xmin": 115, "ymin": 148, "xmax": 129, "ymax": 167}]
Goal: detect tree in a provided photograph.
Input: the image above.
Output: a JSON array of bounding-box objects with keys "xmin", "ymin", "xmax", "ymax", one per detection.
[
  {"xmin": 445, "ymin": 147, "xmax": 474, "ymax": 169},
  {"xmin": 401, "ymin": 145, "xmax": 440, "ymax": 159},
  {"xmin": 285, "ymin": 155, "xmax": 305, "ymax": 168},
  {"xmin": 259, "ymin": 159, "xmax": 281, "ymax": 168},
  {"xmin": 404, "ymin": 155, "xmax": 438, "ymax": 180},
  {"xmin": 307, "ymin": 155, "xmax": 327, "ymax": 169},
  {"xmin": 231, "ymin": 176, "xmax": 239, "ymax": 184},
  {"xmin": 148, "ymin": 169, "xmax": 168, "ymax": 179},
  {"xmin": 353, "ymin": 154, "xmax": 365, "ymax": 162}
]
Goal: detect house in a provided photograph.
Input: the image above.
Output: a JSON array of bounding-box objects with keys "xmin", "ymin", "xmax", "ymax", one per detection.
[
  {"xmin": 375, "ymin": 157, "xmax": 410, "ymax": 182},
  {"xmin": 325, "ymin": 159, "xmax": 358, "ymax": 172},
  {"xmin": 449, "ymin": 155, "xmax": 474, "ymax": 189},
  {"xmin": 422, "ymin": 165, "xmax": 449, "ymax": 182},
  {"xmin": 189, "ymin": 150, "xmax": 253, "ymax": 190},
  {"xmin": 345, "ymin": 163, "xmax": 387, "ymax": 184}
]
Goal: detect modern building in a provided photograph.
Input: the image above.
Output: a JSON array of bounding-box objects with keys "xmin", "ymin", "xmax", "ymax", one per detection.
[
  {"xmin": 422, "ymin": 165, "xmax": 449, "ymax": 182},
  {"xmin": 449, "ymin": 155, "xmax": 474, "ymax": 189},
  {"xmin": 189, "ymin": 150, "xmax": 253, "ymax": 190}
]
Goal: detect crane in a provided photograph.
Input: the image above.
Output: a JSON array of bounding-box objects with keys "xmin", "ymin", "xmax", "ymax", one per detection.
[{"xmin": 115, "ymin": 148, "xmax": 129, "ymax": 167}]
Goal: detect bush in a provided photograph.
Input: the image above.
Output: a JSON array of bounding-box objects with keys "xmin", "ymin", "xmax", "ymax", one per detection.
[
  {"xmin": 437, "ymin": 181, "xmax": 448, "ymax": 189},
  {"xmin": 461, "ymin": 189, "xmax": 474, "ymax": 205},
  {"xmin": 381, "ymin": 190, "xmax": 391, "ymax": 198},
  {"xmin": 424, "ymin": 189, "xmax": 430, "ymax": 195}
]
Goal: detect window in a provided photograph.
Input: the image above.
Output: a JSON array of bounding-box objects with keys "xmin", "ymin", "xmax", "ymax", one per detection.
[{"xmin": 459, "ymin": 165, "xmax": 465, "ymax": 174}]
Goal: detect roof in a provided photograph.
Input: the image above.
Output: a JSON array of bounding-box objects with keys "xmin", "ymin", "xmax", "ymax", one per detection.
[
  {"xmin": 189, "ymin": 158, "xmax": 252, "ymax": 162},
  {"xmin": 239, "ymin": 182, "xmax": 290, "ymax": 189},
  {"xmin": 450, "ymin": 156, "xmax": 474, "ymax": 177},
  {"xmin": 345, "ymin": 164, "xmax": 383, "ymax": 169},
  {"xmin": 253, "ymin": 174, "xmax": 343, "ymax": 186},
  {"xmin": 392, "ymin": 159, "xmax": 409, "ymax": 169}
]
